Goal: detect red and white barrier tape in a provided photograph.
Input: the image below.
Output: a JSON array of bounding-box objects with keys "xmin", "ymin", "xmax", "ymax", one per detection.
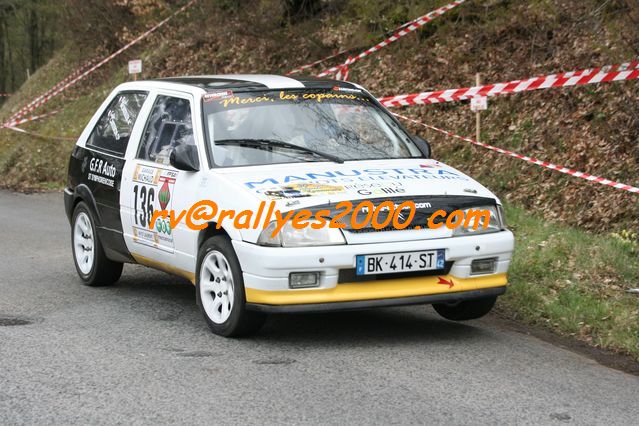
[
  {"xmin": 0, "ymin": 93, "xmax": 12, "ymax": 97},
  {"xmin": 394, "ymin": 113, "xmax": 639, "ymax": 194},
  {"xmin": 4, "ymin": 110, "xmax": 61, "ymax": 128},
  {"xmin": 285, "ymin": 12, "xmax": 435, "ymax": 76},
  {"xmin": 335, "ymin": 56, "xmax": 354, "ymax": 81},
  {"xmin": 317, "ymin": 0, "xmax": 466, "ymax": 77},
  {"xmin": 2, "ymin": 0, "xmax": 198, "ymax": 129},
  {"xmin": 380, "ymin": 60, "xmax": 639, "ymax": 107},
  {"xmin": 7, "ymin": 60, "xmax": 96, "ymax": 124},
  {"xmin": 4, "ymin": 125, "xmax": 77, "ymax": 141},
  {"xmin": 286, "ymin": 8, "xmax": 441, "ymax": 76},
  {"xmin": 286, "ymin": 49, "xmax": 350, "ymax": 75}
]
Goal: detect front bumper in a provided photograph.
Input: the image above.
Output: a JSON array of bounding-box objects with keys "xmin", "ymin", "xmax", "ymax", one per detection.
[
  {"xmin": 246, "ymin": 286, "xmax": 507, "ymax": 313},
  {"xmin": 233, "ymin": 230, "xmax": 514, "ymax": 309}
]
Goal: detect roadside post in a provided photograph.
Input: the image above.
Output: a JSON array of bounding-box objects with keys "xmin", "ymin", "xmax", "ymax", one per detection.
[
  {"xmin": 470, "ymin": 73, "xmax": 487, "ymax": 142},
  {"xmin": 128, "ymin": 59, "xmax": 142, "ymax": 81}
]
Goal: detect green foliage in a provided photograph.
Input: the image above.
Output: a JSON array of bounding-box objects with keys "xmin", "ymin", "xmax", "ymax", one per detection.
[
  {"xmin": 0, "ymin": 0, "xmax": 61, "ymax": 94},
  {"xmin": 503, "ymin": 203, "xmax": 639, "ymax": 359},
  {"xmin": 60, "ymin": 0, "xmax": 138, "ymax": 51}
]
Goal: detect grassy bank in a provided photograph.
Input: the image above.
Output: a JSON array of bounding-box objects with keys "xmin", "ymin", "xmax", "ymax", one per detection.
[{"xmin": 502, "ymin": 203, "xmax": 639, "ymax": 360}]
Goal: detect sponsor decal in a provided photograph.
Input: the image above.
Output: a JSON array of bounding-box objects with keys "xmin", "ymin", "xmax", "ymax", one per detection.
[
  {"xmin": 437, "ymin": 277, "xmax": 454, "ymax": 288},
  {"xmin": 87, "ymin": 157, "xmax": 117, "ymax": 187},
  {"xmin": 89, "ymin": 158, "xmax": 116, "ymax": 176},
  {"xmin": 332, "ymin": 86, "xmax": 362, "ymax": 93},
  {"xmin": 413, "ymin": 202, "xmax": 433, "ymax": 209},
  {"xmin": 301, "ymin": 92, "xmax": 357, "ymax": 102},
  {"xmin": 360, "ymin": 201, "xmax": 432, "ymax": 213},
  {"xmin": 87, "ymin": 173, "xmax": 114, "ymax": 187},
  {"xmin": 158, "ymin": 177, "xmax": 173, "ymax": 210},
  {"xmin": 262, "ymin": 183, "xmax": 345, "ymax": 200},
  {"xmin": 278, "ymin": 91, "xmax": 361, "ymax": 103},
  {"xmin": 133, "ymin": 226, "xmax": 158, "ymax": 244},
  {"xmin": 263, "ymin": 188, "xmax": 309, "ymax": 200},
  {"xmin": 107, "ymin": 110, "xmax": 120, "ymax": 140},
  {"xmin": 155, "ymin": 217, "xmax": 172, "ymax": 235},
  {"xmin": 244, "ymin": 166, "xmax": 468, "ymax": 190},
  {"xmin": 203, "ymin": 90, "xmax": 233, "ymax": 102},
  {"xmin": 356, "ymin": 186, "xmax": 405, "ymax": 196},
  {"xmin": 131, "ymin": 165, "xmax": 178, "ymax": 253},
  {"xmin": 212, "ymin": 91, "xmax": 367, "ymax": 109},
  {"xmin": 220, "ymin": 95, "xmax": 274, "ymax": 108},
  {"xmin": 132, "ymin": 165, "xmax": 160, "ymax": 185},
  {"xmin": 419, "ymin": 162, "xmax": 443, "ymax": 168},
  {"xmin": 119, "ymin": 96, "xmax": 133, "ymax": 125},
  {"xmin": 343, "ymin": 182, "xmax": 403, "ymax": 190}
]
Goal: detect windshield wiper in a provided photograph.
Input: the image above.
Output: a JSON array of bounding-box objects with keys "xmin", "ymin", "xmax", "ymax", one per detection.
[{"xmin": 215, "ymin": 139, "xmax": 344, "ymax": 164}]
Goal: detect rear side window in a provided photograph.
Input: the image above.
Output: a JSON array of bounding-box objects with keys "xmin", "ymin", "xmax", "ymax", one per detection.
[
  {"xmin": 86, "ymin": 92, "xmax": 148, "ymax": 156},
  {"xmin": 137, "ymin": 95, "xmax": 195, "ymax": 166}
]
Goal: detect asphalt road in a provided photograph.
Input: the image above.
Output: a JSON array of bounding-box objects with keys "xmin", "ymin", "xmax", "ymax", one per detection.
[{"xmin": 1, "ymin": 190, "xmax": 638, "ymax": 425}]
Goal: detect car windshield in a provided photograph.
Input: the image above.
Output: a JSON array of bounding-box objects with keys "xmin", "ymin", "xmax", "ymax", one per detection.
[{"xmin": 202, "ymin": 89, "xmax": 423, "ymax": 167}]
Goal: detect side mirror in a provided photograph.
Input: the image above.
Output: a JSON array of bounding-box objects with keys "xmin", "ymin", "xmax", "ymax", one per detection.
[
  {"xmin": 170, "ymin": 144, "xmax": 200, "ymax": 171},
  {"xmin": 413, "ymin": 135, "xmax": 431, "ymax": 158}
]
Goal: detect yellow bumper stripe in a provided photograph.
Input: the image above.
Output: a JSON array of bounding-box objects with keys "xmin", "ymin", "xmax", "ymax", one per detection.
[{"xmin": 245, "ymin": 273, "xmax": 507, "ymax": 305}]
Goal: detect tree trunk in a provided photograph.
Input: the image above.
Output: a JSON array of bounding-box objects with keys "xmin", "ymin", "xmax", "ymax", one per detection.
[
  {"xmin": 0, "ymin": 14, "xmax": 5, "ymax": 95},
  {"xmin": 29, "ymin": 5, "xmax": 38, "ymax": 73},
  {"xmin": 284, "ymin": 0, "xmax": 321, "ymax": 22}
]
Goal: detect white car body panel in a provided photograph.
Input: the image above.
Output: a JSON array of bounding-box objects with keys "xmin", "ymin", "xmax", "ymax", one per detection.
[
  {"xmin": 209, "ymin": 158, "xmax": 498, "ymax": 243},
  {"xmin": 72, "ymin": 77, "xmax": 514, "ymax": 306}
]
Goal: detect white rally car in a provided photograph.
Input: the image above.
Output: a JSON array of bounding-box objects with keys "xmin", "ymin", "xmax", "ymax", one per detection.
[{"xmin": 65, "ymin": 75, "xmax": 514, "ymax": 336}]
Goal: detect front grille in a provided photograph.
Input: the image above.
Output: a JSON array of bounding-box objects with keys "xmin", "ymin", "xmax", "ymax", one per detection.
[
  {"xmin": 345, "ymin": 223, "xmax": 426, "ymax": 234},
  {"xmin": 337, "ymin": 261, "xmax": 453, "ymax": 283},
  {"xmin": 301, "ymin": 195, "xmax": 496, "ymax": 234}
]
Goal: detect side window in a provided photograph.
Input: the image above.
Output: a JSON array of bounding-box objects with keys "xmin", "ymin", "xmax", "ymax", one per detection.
[
  {"xmin": 137, "ymin": 95, "xmax": 195, "ymax": 165},
  {"xmin": 87, "ymin": 92, "xmax": 147, "ymax": 156}
]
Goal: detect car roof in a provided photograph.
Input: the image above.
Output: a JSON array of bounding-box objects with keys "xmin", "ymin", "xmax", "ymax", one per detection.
[{"xmin": 152, "ymin": 74, "xmax": 363, "ymax": 92}]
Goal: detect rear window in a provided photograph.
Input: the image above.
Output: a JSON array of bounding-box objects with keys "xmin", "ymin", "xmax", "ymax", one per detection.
[{"xmin": 86, "ymin": 92, "xmax": 148, "ymax": 156}]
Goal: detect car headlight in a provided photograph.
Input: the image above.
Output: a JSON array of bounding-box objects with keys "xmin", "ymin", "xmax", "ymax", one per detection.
[
  {"xmin": 497, "ymin": 204, "xmax": 507, "ymax": 229},
  {"xmin": 257, "ymin": 220, "xmax": 346, "ymax": 247},
  {"xmin": 452, "ymin": 205, "xmax": 505, "ymax": 236}
]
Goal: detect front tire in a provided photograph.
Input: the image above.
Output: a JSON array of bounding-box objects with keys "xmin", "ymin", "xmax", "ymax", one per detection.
[
  {"xmin": 433, "ymin": 296, "xmax": 497, "ymax": 321},
  {"xmin": 71, "ymin": 201, "xmax": 123, "ymax": 286},
  {"xmin": 196, "ymin": 235, "xmax": 266, "ymax": 337}
]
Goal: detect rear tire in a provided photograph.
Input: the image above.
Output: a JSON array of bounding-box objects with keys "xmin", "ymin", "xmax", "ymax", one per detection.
[
  {"xmin": 71, "ymin": 201, "xmax": 123, "ymax": 286},
  {"xmin": 433, "ymin": 296, "xmax": 497, "ymax": 321},
  {"xmin": 196, "ymin": 235, "xmax": 266, "ymax": 337}
]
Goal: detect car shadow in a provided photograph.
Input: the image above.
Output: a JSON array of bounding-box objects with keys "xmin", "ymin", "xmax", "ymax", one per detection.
[
  {"xmin": 112, "ymin": 265, "xmax": 489, "ymax": 346},
  {"xmin": 258, "ymin": 309, "xmax": 485, "ymax": 346},
  {"xmin": 112, "ymin": 265, "xmax": 195, "ymax": 300}
]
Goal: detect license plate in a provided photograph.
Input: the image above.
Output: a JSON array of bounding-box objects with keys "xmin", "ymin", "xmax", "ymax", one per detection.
[{"xmin": 356, "ymin": 250, "xmax": 445, "ymax": 275}]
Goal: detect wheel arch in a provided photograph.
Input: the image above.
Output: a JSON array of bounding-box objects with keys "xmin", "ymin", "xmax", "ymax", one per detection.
[
  {"xmin": 196, "ymin": 222, "xmax": 246, "ymax": 272},
  {"xmin": 197, "ymin": 222, "xmax": 238, "ymax": 249},
  {"xmin": 72, "ymin": 184, "xmax": 103, "ymax": 227}
]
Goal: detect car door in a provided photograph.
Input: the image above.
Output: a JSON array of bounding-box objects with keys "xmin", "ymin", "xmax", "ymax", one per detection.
[
  {"xmin": 120, "ymin": 91, "xmax": 204, "ymax": 278},
  {"xmin": 78, "ymin": 91, "xmax": 149, "ymax": 262}
]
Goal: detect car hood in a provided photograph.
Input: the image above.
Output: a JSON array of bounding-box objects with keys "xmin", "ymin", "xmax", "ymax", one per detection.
[{"xmin": 213, "ymin": 158, "xmax": 500, "ymax": 209}]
